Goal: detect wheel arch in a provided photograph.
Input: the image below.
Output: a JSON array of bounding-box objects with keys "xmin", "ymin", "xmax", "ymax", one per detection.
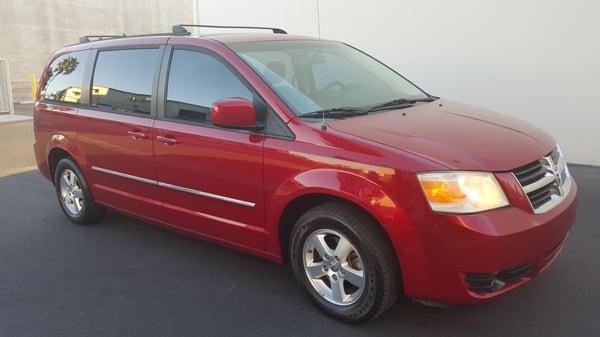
[
  {"xmin": 278, "ymin": 193, "xmax": 349, "ymax": 263},
  {"xmin": 48, "ymin": 147, "xmax": 72, "ymax": 180},
  {"xmin": 269, "ymin": 168, "xmax": 410, "ymax": 265},
  {"xmin": 45, "ymin": 133, "xmax": 88, "ymax": 184}
]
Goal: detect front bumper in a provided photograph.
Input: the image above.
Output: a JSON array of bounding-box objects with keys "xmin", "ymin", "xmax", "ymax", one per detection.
[{"xmin": 392, "ymin": 179, "xmax": 577, "ymax": 305}]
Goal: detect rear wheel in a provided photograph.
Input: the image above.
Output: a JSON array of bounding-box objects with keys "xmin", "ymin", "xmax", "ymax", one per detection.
[
  {"xmin": 54, "ymin": 158, "xmax": 105, "ymax": 224},
  {"xmin": 289, "ymin": 202, "xmax": 399, "ymax": 323}
]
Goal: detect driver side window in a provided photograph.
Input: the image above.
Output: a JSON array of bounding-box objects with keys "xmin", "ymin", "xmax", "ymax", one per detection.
[{"xmin": 165, "ymin": 49, "xmax": 252, "ymax": 124}]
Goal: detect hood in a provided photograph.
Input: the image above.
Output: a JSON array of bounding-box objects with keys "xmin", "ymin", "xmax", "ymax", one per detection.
[{"xmin": 328, "ymin": 99, "xmax": 555, "ymax": 171}]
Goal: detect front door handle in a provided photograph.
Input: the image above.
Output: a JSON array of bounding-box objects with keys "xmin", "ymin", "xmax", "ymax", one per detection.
[
  {"xmin": 156, "ymin": 134, "xmax": 179, "ymax": 145},
  {"xmin": 127, "ymin": 130, "xmax": 148, "ymax": 140}
]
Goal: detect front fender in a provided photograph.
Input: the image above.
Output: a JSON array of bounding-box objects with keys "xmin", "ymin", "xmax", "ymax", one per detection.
[{"xmin": 265, "ymin": 168, "xmax": 412, "ymax": 258}]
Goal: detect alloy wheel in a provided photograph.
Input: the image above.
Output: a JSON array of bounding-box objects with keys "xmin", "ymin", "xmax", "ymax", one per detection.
[
  {"xmin": 59, "ymin": 169, "xmax": 85, "ymax": 216},
  {"xmin": 302, "ymin": 228, "xmax": 366, "ymax": 306}
]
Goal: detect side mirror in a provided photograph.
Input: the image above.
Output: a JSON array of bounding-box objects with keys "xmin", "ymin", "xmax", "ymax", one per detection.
[{"xmin": 211, "ymin": 98, "xmax": 262, "ymax": 130}]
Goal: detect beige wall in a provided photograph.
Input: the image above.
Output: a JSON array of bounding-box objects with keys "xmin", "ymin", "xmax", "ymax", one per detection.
[{"xmin": 0, "ymin": 0, "xmax": 194, "ymax": 103}]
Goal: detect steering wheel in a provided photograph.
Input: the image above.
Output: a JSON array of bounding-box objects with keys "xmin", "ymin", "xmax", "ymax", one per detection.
[{"xmin": 323, "ymin": 81, "xmax": 346, "ymax": 91}]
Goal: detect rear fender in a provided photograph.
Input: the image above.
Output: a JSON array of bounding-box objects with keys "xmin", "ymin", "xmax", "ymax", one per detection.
[{"xmin": 44, "ymin": 133, "xmax": 89, "ymax": 182}]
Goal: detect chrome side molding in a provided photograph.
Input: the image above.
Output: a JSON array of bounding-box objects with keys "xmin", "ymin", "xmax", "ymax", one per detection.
[
  {"xmin": 91, "ymin": 166, "xmax": 256, "ymax": 208},
  {"xmin": 156, "ymin": 181, "xmax": 256, "ymax": 208},
  {"xmin": 91, "ymin": 166, "xmax": 156, "ymax": 185}
]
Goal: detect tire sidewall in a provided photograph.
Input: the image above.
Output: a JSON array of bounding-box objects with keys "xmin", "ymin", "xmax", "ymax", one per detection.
[{"xmin": 290, "ymin": 213, "xmax": 382, "ymax": 322}]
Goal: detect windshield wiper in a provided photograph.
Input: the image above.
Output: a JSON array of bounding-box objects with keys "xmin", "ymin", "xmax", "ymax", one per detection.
[
  {"xmin": 366, "ymin": 96, "xmax": 438, "ymax": 112},
  {"xmin": 298, "ymin": 107, "xmax": 368, "ymax": 119}
]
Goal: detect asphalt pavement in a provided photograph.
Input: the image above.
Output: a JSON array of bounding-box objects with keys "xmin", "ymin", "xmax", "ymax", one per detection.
[{"xmin": 0, "ymin": 165, "xmax": 598, "ymax": 337}]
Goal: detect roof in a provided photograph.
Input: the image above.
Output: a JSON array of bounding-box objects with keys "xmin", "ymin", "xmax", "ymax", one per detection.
[
  {"xmin": 203, "ymin": 33, "xmax": 321, "ymax": 44},
  {"xmin": 56, "ymin": 32, "xmax": 326, "ymax": 56}
]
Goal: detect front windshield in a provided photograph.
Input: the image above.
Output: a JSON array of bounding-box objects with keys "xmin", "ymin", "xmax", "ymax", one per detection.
[{"xmin": 229, "ymin": 40, "xmax": 429, "ymax": 115}]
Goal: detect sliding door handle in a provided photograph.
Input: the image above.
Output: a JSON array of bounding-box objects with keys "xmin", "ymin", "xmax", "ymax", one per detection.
[
  {"xmin": 156, "ymin": 135, "xmax": 179, "ymax": 145},
  {"xmin": 127, "ymin": 130, "xmax": 148, "ymax": 140}
]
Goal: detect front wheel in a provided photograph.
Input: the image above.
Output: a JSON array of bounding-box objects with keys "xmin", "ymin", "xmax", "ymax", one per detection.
[
  {"xmin": 54, "ymin": 158, "xmax": 105, "ymax": 225},
  {"xmin": 289, "ymin": 202, "xmax": 400, "ymax": 323}
]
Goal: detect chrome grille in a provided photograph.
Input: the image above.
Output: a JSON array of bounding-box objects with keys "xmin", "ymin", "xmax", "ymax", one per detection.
[{"xmin": 512, "ymin": 146, "xmax": 572, "ymax": 214}]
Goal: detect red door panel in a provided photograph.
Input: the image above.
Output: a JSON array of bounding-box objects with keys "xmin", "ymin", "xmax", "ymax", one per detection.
[
  {"xmin": 153, "ymin": 120, "xmax": 265, "ymax": 250},
  {"xmin": 77, "ymin": 108, "xmax": 160, "ymax": 221}
]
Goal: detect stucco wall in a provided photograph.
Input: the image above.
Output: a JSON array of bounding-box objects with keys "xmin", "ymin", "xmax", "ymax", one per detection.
[{"xmin": 0, "ymin": 0, "xmax": 194, "ymax": 103}]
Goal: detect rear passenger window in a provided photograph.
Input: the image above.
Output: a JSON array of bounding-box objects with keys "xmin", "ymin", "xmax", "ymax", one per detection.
[
  {"xmin": 41, "ymin": 50, "xmax": 91, "ymax": 104},
  {"xmin": 165, "ymin": 50, "xmax": 252, "ymax": 124},
  {"xmin": 91, "ymin": 49, "xmax": 159, "ymax": 115}
]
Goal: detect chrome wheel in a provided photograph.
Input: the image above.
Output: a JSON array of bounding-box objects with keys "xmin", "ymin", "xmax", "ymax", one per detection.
[
  {"xmin": 59, "ymin": 169, "xmax": 84, "ymax": 216},
  {"xmin": 303, "ymin": 229, "xmax": 366, "ymax": 306}
]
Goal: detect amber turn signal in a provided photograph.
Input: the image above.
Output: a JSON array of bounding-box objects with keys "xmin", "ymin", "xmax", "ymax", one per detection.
[{"xmin": 417, "ymin": 172, "xmax": 509, "ymax": 213}]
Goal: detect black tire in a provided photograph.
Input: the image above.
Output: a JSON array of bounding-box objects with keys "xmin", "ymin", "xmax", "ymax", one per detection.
[
  {"xmin": 289, "ymin": 201, "xmax": 399, "ymax": 323},
  {"xmin": 54, "ymin": 157, "xmax": 106, "ymax": 225}
]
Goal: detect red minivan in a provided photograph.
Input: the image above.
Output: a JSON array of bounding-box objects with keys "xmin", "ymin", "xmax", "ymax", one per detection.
[{"xmin": 33, "ymin": 25, "xmax": 577, "ymax": 322}]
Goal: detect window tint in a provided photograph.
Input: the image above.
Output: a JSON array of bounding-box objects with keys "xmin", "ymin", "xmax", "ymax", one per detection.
[
  {"xmin": 166, "ymin": 50, "xmax": 252, "ymax": 124},
  {"xmin": 41, "ymin": 50, "xmax": 91, "ymax": 104},
  {"xmin": 91, "ymin": 49, "xmax": 158, "ymax": 114}
]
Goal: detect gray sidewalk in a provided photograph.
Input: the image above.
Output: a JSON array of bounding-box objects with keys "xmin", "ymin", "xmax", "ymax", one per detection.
[
  {"xmin": 0, "ymin": 103, "xmax": 33, "ymax": 124},
  {"xmin": 12, "ymin": 103, "xmax": 33, "ymax": 116}
]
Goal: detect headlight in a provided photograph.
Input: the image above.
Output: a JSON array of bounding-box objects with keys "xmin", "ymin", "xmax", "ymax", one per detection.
[{"xmin": 417, "ymin": 172, "xmax": 509, "ymax": 213}]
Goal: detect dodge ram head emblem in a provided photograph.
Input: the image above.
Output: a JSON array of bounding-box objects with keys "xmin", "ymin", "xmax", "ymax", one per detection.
[
  {"xmin": 546, "ymin": 155, "xmax": 564, "ymax": 195},
  {"xmin": 553, "ymin": 164, "xmax": 563, "ymax": 186}
]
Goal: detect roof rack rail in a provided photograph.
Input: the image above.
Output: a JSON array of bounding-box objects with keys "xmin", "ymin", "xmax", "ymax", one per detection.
[
  {"xmin": 77, "ymin": 31, "xmax": 192, "ymax": 44},
  {"xmin": 79, "ymin": 34, "xmax": 126, "ymax": 43},
  {"xmin": 172, "ymin": 24, "xmax": 287, "ymax": 35}
]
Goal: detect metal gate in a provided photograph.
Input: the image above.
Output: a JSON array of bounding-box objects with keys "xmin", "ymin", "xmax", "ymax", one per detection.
[{"xmin": 0, "ymin": 58, "xmax": 14, "ymax": 114}]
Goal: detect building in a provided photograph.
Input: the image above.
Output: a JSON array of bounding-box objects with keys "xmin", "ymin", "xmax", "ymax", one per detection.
[
  {"xmin": 0, "ymin": 0, "xmax": 194, "ymax": 103},
  {"xmin": 1, "ymin": 0, "xmax": 598, "ymax": 165}
]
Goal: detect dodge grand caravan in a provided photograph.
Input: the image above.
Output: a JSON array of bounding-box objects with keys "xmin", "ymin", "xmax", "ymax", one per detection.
[{"xmin": 34, "ymin": 25, "xmax": 577, "ymax": 322}]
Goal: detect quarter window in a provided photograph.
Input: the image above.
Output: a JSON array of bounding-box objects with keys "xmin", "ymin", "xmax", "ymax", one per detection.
[
  {"xmin": 41, "ymin": 50, "xmax": 91, "ymax": 104},
  {"xmin": 165, "ymin": 50, "xmax": 252, "ymax": 124},
  {"xmin": 91, "ymin": 49, "xmax": 159, "ymax": 115}
]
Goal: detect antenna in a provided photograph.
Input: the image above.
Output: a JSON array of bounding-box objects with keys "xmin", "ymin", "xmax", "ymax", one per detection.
[
  {"xmin": 316, "ymin": 0, "xmax": 321, "ymax": 38},
  {"xmin": 320, "ymin": 109, "xmax": 327, "ymax": 131}
]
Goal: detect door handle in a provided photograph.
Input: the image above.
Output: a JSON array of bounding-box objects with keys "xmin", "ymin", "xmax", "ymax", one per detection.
[
  {"xmin": 127, "ymin": 130, "xmax": 148, "ymax": 139},
  {"xmin": 156, "ymin": 134, "xmax": 179, "ymax": 145}
]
